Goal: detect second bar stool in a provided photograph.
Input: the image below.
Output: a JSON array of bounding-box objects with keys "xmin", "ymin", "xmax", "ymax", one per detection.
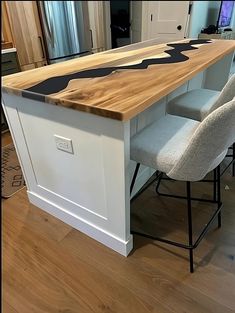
[
  {"xmin": 130, "ymin": 99, "xmax": 235, "ymax": 272},
  {"xmin": 166, "ymin": 74, "xmax": 235, "ymax": 175}
]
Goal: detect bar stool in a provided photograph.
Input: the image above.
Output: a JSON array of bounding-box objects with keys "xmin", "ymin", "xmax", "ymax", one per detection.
[
  {"xmin": 167, "ymin": 74, "xmax": 235, "ymax": 175},
  {"xmin": 130, "ymin": 99, "xmax": 235, "ymax": 272}
]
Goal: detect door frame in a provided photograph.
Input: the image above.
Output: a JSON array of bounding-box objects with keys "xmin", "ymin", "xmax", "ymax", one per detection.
[
  {"xmin": 103, "ymin": 0, "xmax": 132, "ymax": 49},
  {"xmin": 103, "ymin": 1, "xmax": 112, "ymax": 50}
]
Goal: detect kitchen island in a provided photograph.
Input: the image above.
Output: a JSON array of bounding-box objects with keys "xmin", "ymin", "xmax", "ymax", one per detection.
[{"xmin": 2, "ymin": 38, "xmax": 235, "ymax": 255}]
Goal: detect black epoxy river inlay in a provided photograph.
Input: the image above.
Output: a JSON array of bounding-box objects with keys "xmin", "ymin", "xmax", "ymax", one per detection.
[{"xmin": 22, "ymin": 40, "xmax": 211, "ymax": 102}]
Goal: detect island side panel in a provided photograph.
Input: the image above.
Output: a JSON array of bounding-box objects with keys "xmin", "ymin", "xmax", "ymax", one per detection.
[
  {"xmin": 2, "ymin": 93, "xmax": 132, "ymax": 256},
  {"xmin": 203, "ymin": 51, "xmax": 234, "ymax": 91}
]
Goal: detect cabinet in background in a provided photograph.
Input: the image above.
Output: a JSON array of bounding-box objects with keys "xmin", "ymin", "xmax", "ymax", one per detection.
[
  {"xmin": 2, "ymin": 1, "xmax": 14, "ymax": 45},
  {"xmin": 1, "ymin": 50, "xmax": 21, "ymax": 132},
  {"xmin": 2, "ymin": 50, "xmax": 20, "ymax": 76},
  {"xmin": 5, "ymin": 1, "xmax": 47, "ymax": 70}
]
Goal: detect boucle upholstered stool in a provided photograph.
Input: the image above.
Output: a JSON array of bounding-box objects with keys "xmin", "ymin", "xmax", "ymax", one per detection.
[
  {"xmin": 130, "ymin": 99, "xmax": 235, "ymax": 272},
  {"xmin": 166, "ymin": 74, "xmax": 235, "ymax": 175}
]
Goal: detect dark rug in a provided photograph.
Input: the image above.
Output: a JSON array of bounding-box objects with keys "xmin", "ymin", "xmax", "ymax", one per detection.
[{"xmin": 1, "ymin": 143, "xmax": 25, "ymax": 198}]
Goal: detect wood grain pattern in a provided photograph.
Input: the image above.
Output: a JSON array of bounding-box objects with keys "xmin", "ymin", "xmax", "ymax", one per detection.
[
  {"xmin": 2, "ymin": 1, "xmax": 14, "ymax": 44},
  {"xmin": 5, "ymin": 1, "xmax": 46, "ymax": 67},
  {"xmin": 2, "ymin": 39, "xmax": 235, "ymax": 120},
  {"xmin": 2, "ymin": 130, "xmax": 235, "ymax": 313},
  {"xmin": 2, "ymin": 42, "xmax": 13, "ymax": 50}
]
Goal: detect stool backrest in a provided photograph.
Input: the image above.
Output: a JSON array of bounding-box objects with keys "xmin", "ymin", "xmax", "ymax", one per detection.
[
  {"xmin": 168, "ymin": 98, "xmax": 235, "ymax": 181},
  {"xmin": 210, "ymin": 74, "xmax": 235, "ymax": 113}
]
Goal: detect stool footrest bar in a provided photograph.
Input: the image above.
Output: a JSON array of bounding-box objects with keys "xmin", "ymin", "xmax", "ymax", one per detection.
[{"xmin": 131, "ymin": 202, "xmax": 222, "ymax": 251}]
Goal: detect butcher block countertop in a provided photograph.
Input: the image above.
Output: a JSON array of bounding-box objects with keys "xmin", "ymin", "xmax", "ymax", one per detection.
[{"xmin": 2, "ymin": 38, "xmax": 235, "ymax": 121}]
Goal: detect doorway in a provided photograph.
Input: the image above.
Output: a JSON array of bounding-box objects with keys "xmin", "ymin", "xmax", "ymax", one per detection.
[{"xmin": 110, "ymin": 1, "xmax": 131, "ymax": 48}]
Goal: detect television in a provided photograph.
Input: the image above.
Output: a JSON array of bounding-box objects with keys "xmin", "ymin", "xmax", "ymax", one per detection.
[{"xmin": 217, "ymin": 1, "xmax": 234, "ymax": 28}]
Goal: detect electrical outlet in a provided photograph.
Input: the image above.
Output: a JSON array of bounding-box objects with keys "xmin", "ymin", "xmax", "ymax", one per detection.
[{"xmin": 54, "ymin": 135, "xmax": 73, "ymax": 154}]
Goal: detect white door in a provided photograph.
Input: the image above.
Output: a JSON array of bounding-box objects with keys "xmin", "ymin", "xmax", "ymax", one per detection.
[{"xmin": 143, "ymin": 1, "xmax": 190, "ymax": 40}]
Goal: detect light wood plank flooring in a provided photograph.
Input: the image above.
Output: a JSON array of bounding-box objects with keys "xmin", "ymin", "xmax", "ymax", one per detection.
[{"xmin": 2, "ymin": 132, "xmax": 235, "ymax": 313}]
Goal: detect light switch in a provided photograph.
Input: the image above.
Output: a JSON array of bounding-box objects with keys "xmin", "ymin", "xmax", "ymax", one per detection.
[{"xmin": 54, "ymin": 135, "xmax": 73, "ymax": 154}]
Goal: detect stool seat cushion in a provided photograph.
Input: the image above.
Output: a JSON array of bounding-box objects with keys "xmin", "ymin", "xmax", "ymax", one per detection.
[
  {"xmin": 131, "ymin": 114, "xmax": 200, "ymax": 174},
  {"xmin": 131, "ymin": 100, "xmax": 234, "ymax": 181},
  {"xmin": 167, "ymin": 89, "xmax": 219, "ymax": 121}
]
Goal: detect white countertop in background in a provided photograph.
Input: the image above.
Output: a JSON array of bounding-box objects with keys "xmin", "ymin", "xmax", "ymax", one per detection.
[{"xmin": 2, "ymin": 48, "xmax": 17, "ymax": 54}]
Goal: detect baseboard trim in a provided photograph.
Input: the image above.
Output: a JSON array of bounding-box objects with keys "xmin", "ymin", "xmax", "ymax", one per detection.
[{"xmin": 28, "ymin": 191, "xmax": 133, "ymax": 257}]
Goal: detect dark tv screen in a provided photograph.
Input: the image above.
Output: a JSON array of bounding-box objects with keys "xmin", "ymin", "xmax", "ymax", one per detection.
[{"xmin": 218, "ymin": 1, "xmax": 234, "ymax": 27}]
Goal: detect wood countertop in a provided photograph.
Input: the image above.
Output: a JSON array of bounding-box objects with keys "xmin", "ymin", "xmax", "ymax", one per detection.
[{"xmin": 2, "ymin": 38, "xmax": 235, "ymax": 121}]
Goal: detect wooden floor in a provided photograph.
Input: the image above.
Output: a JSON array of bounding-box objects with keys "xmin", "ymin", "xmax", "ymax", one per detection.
[{"xmin": 2, "ymin": 131, "xmax": 235, "ymax": 313}]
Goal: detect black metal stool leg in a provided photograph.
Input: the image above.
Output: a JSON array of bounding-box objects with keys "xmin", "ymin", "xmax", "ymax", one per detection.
[
  {"xmin": 217, "ymin": 165, "xmax": 222, "ymax": 228},
  {"xmin": 155, "ymin": 172, "xmax": 163, "ymax": 194},
  {"xmin": 213, "ymin": 168, "xmax": 217, "ymax": 202},
  {"xmin": 186, "ymin": 181, "xmax": 194, "ymax": 273},
  {"xmin": 233, "ymin": 143, "xmax": 235, "ymax": 177},
  {"xmin": 130, "ymin": 163, "xmax": 140, "ymax": 194}
]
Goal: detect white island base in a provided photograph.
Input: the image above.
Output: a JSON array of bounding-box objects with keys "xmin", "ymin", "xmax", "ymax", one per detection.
[{"xmin": 3, "ymin": 93, "xmax": 133, "ymax": 255}]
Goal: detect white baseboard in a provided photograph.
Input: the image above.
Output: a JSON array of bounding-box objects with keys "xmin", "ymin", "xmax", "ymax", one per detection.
[{"xmin": 28, "ymin": 191, "xmax": 133, "ymax": 257}]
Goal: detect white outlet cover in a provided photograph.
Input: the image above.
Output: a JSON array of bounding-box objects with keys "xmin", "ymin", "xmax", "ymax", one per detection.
[{"xmin": 54, "ymin": 135, "xmax": 74, "ymax": 154}]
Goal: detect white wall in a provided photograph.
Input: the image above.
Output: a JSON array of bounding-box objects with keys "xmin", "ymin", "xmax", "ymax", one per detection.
[
  {"xmin": 207, "ymin": 1, "xmax": 220, "ymax": 25},
  {"xmin": 188, "ymin": 1, "xmax": 210, "ymax": 38}
]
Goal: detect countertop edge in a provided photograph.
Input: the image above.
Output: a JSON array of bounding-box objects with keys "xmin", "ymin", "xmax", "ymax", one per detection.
[
  {"xmin": 2, "ymin": 87, "xmax": 124, "ymax": 121},
  {"xmin": 2, "ymin": 40, "xmax": 235, "ymax": 121}
]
